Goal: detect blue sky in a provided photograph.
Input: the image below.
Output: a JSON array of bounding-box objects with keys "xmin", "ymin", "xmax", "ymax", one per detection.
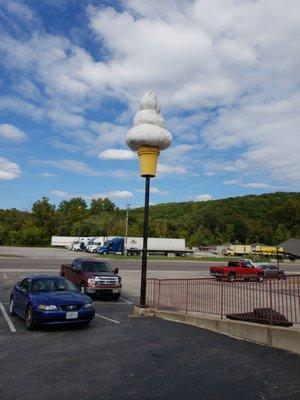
[{"xmin": 0, "ymin": 0, "xmax": 299, "ymax": 210}]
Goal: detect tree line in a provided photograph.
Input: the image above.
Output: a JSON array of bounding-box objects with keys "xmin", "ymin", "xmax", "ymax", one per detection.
[{"xmin": 0, "ymin": 192, "xmax": 299, "ymax": 247}]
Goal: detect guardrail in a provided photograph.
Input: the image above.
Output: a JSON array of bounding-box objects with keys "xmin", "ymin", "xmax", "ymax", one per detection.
[{"xmin": 146, "ymin": 276, "xmax": 300, "ymax": 326}]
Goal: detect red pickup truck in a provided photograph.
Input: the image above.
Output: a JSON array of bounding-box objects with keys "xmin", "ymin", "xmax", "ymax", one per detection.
[
  {"xmin": 210, "ymin": 261, "xmax": 265, "ymax": 282},
  {"xmin": 61, "ymin": 258, "xmax": 122, "ymax": 300}
]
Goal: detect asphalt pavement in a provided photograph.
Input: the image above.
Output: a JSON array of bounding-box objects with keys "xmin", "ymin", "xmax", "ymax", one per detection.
[{"xmin": 1, "ymin": 250, "xmax": 300, "ymax": 399}]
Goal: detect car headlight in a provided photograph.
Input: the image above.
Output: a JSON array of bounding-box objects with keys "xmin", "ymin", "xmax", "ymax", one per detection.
[
  {"xmin": 38, "ymin": 304, "xmax": 59, "ymax": 311},
  {"xmin": 88, "ymin": 278, "xmax": 96, "ymax": 284},
  {"xmin": 83, "ymin": 303, "xmax": 93, "ymax": 309}
]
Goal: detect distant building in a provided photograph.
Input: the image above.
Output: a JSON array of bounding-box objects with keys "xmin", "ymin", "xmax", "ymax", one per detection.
[{"xmin": 278, "ymin": 239, "xmax": 300, "ymax": 259}]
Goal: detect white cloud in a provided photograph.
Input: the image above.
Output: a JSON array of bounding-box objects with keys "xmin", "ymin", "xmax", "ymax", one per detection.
[
  {"xmin": 0, "ymin": 157, "xmax": 21, "ymax": 180},
  {"xmin": 0, "ymin": 0, "xmax": 299, "ymax": 189},
  {"xmin": 50, "ymin": 190, "xmax": 133, "ymax": 200},
  {"xmin": 135, "ymin": 187, "xmax": 169, "ymax": 195},
  {"xmin": 99, "ymin": 149, "xmax": 135, "ymax": 160},
  {"xmin": 240, "ymin": 182, "xmax": 270, "ymax": 189},
  {"xmin": 1, "ymin": 0, "xmax": 34, "ymax": 21},
  {"xmin": 32, "ymin": 159, "xmax": 103, "ymax": 176},
  {"xmin": 223, "ymin": 179, "xmax": 239, "ymax": 185},
  {"xmin": 102, "ymin": 190, "xmax": 133, "ymax": 199},
  {"xmin": 223, "ymin": 179, "xmax": 270, "ymax": 188},
  {"xmin": 50, "ymin": 190, "xmax": 68, "ymax": 198},
  {"xmin": 38, "ymin": 173, "xmax": 56, "ymax": 178},
  {"xmin": 195, "ymin": 194, "xmax": 214, "ymax": 201},
  {"xmin": 0, "ymin": 123, "xmax": 27, "ymax": 142},
  {"xmin": 157, "ymin": 163, "xmax": 187, "ymax": 175}
]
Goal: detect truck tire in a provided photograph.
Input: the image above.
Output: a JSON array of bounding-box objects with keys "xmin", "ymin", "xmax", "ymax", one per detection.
[
  {"xmin": 228, "ymin": 273, "xmax": 236, "ymax": 283},
  {"xmin": 257, "ymin": 274, "xmax": 264, "ymax": 283}
]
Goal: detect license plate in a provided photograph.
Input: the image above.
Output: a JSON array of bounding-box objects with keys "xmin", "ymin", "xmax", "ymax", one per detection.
[{"xmin": 66, "ymin": 311, "xmax": 78, "ymax": 319}]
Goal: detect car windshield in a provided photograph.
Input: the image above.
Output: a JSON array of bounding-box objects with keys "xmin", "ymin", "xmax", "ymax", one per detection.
[
  {"xmin": 31, "ymin": 277, "xmax": 77, "ymax": 292},
  {"xmin": 82, "ymin": 262, "xmax": 112, "ymax": 272}
]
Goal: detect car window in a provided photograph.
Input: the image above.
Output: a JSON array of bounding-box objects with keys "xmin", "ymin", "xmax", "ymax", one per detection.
[
  {"xmin": 73, "ymin": 260, "xmax": 81, "ymax": 270},
  {"xmin": 31, "ymin": 277, "xmax": 77, "ymax": 292},
  {"xmin": 228, "ymin": 262, "xmax": 238, "ymax": 267},
  {"xmin": 20, "ymin": 278, "xmax": 31, "ymax": 291},
  {"xmin": 82, "ymin": 262, "xmax": 112, "ymax": 272}
]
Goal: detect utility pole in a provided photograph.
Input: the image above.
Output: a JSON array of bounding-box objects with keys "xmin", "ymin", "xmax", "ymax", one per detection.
[{"xmin": 124, "ymin": 203, "xmax": 131, "ymax": 257}]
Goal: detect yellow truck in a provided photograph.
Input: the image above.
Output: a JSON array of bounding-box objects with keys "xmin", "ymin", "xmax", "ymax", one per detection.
[{"xmin": 222, "ymin": 244, "xmax": 252, "ymax": 256}]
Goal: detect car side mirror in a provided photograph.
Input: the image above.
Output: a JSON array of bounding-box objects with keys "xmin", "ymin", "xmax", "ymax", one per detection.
[{"xmin": 114, "ymin": 268, "xmax": 119, "ymax": 274}]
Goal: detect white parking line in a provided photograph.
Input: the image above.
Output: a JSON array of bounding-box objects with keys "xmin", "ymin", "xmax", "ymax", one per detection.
[
  {"xmin": 120, "ymin": 297, "xmax": 133, "ymax": 304},
  {"xmin": 0, "ymin": 302, "xmax": 16, "ymax": 333},
  {"xmin": 95, "ymin": 313, "xmax": 120, "ymax": 324},
  {"xmin": 3, "ymin": 273, "xmax": 7, "ymax": 279}
]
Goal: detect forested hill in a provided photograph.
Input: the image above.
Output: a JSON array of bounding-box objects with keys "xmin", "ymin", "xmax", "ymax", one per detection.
[{"xmin": 0, "ymin": 192, "xmax": 299, "ymax": 247}]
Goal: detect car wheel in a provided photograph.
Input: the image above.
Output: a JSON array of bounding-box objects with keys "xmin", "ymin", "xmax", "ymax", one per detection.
[
  {"xmin": 25, "ymin": 305, "xmax": 35, "ymax": 330},
  {"xmin": 9, "ymin": 298, "xmax": 16, "ymax": 316},
  {"xmin": 111, "ymin": 293, "xmax": 120, "ymax": 301},
  {"xmin": 228, "ymin": 273, "xmax": 236, "ymax": 283},
  {"xmin": 257, "ymin": 274, "xmax": 264, "ymax": 283},
  {"xmin": 79, "ymin": 283, "xmax": 86, "ymax": 294}
]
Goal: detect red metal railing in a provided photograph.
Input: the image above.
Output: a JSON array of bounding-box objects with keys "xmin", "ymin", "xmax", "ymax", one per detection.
[{"xmin": 146, "ymin": 276, "xmax": 300, "ymax": 326}]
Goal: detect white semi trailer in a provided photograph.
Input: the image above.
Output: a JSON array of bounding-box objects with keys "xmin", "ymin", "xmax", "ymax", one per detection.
[{"xmin": 98, "ymin": 237, "xmax": 193, "ymax": 256}]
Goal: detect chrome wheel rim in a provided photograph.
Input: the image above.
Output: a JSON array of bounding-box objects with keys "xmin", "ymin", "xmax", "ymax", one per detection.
[
  {"xmin": 26, "ymin": 308, "xmax": 32, "ymax": 327},
  {"xmin": 9, "ymin": 299, "xmax": 14, "ymax": 314}
]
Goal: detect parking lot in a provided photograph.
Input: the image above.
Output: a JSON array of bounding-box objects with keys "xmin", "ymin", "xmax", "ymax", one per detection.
[{"xmin": 1, "ymin": 250, "xmax": 300, "ymax": 399}]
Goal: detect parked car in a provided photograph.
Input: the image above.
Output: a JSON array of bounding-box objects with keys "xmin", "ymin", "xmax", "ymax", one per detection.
[
  {"xmin": 256, "ymin": 263, "xmax": 286, "ymax": 280},
  {"xmin": 60, "ymin": 258, "xmax": 122, "ymax": 300},
  {"xmin": 9, "ymin": 275, "xmax": 95, "ymax": 330}
]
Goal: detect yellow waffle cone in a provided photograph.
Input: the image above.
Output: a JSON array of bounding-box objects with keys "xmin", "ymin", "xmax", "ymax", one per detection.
[{"xmin": 137, "ymin": 146, "xmax": 160, "ymax": 177}]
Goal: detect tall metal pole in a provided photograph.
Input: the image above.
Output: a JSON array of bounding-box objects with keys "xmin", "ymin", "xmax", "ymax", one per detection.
[
  {"xmin": 124, "ymin": 203, "xmax": 130, "ymax": 257},
  {"xmin": 140, "ymin": 176, "xmax": 150, "ymax": 307}
]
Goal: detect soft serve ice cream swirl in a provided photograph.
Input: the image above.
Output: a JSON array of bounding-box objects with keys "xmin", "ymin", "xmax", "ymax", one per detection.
[{"xmin": 126, "ymin": 90, "xmax": 172, "ymax": 152}]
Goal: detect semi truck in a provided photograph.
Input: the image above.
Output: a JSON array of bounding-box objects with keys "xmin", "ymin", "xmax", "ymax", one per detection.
[{"xmin": 98, "ymin": 237, "xmax": 192, "ymax": 256}]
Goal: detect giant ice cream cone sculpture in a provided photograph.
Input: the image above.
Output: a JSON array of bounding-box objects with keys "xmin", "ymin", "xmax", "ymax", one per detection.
[{"xmin": 126, "ymin": 90, "xmax": 172, "ymax": 177}]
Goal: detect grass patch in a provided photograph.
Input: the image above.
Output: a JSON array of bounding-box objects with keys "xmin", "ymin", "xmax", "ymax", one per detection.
[
  {"xmin": 94, "ymin": 254, "xmax": 239, "ymax": 262},
  {"xmin": 0, "ymin": 254, "xmax": 25, "ymax": 258}
]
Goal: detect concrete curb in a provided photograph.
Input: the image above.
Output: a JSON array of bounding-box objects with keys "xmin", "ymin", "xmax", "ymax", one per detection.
[{"xmin": 134, "ymin": 306, "xmax": 300, "ymax": 355}]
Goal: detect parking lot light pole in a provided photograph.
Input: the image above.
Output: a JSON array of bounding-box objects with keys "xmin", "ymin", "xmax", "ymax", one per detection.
[
  {"xmin": 140, "ymin": 176, "xmax": 150, "ymax": 306},
  {"xmin": 125, "ymin": 90, "xmax": 172, "ymax": 308},
  {"xmin": 124, "ymin": 203, "xmax": 131, "ymax": 257}
]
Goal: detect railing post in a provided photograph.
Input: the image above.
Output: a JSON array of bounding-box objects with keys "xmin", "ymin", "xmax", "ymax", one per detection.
[
  {"xmin": 158, "ymin": 280, "xmax": 161, "ymax": 310},
  {"xmin": 185, "ymin": 280, "xmax": 189, "ymax": 314},
  {"xmin": 220, "ymin": 279, "xmax": 224, "ymax": 319},
  {"xmin": 269, "ymin": 279, "xmax": 273, "ymax": 325}
]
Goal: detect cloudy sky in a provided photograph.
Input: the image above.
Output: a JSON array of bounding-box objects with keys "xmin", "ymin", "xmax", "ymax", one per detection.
[{"xmin": 0, "ymin": 0, "xmax": 299, "ymax": 210}]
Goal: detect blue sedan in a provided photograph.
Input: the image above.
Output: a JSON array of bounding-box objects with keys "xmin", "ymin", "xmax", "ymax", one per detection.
[{"xmin": 9, "ymin": 275, "xmax": 95, "ymax": 330}]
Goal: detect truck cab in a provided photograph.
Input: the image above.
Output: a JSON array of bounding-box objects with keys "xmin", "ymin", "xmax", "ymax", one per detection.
[{"xmin": 98, "ymin": 237, "xmax": 124, "ymax": 255}]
